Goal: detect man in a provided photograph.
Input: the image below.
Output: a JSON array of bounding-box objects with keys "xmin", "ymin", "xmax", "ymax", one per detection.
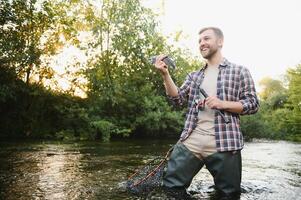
[{"xmin": 154, "ymin": 27, "xmax": 259, "ymax": 199}]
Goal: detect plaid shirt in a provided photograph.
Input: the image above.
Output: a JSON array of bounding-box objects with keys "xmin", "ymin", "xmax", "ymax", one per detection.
[{"xmin": 169, "ymin": 58, "xmax": 259, "ymax": 152}]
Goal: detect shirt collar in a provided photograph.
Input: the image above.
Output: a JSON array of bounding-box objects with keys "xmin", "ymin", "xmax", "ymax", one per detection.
[
  {"xmin": 200, "ymin": 57, "xmax": 229, "ymax": 72},
  {"xmin": 219, "ymin": 58, "xmax": 230, "ymax": 68}
]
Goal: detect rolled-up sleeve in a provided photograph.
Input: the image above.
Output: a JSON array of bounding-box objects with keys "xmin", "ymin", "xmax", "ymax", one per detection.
[
  {"xmin": 239, "ymin": 67, "xmax": 260, "ymax": 115},
  {"xmin": 167, "ymin": 73, "xmax": 192, "ymax": 106}
]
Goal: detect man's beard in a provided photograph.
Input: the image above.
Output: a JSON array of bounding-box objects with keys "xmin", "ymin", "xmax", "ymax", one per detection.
[{"xmin": 201, "ymin": 46, "xmax": 218, "ymax": 59}]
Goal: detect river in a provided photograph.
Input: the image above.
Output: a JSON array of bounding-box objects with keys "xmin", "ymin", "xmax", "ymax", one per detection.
[{"xmin": 0, "ymin": 139, "xmax": 300, "ymax": 200}]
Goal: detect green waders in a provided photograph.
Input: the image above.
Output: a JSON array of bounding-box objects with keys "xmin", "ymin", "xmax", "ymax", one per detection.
[{"xmin": 163, "ymin": 143, "xmax": 242, "ymax": 196}]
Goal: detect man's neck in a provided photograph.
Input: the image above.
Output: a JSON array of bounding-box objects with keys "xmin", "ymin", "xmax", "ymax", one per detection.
[{"xmin": 206, "ymin": 52, "xmax": 223, "ymax": 66}]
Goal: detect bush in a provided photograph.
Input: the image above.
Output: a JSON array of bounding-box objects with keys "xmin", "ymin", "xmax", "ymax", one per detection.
[
  {"xmin": 90, "ymin": 120, "xmax": 115, "ymax": 142},
  {"xmin": 241, "ymin": 111, "xmax": 270, "ymax": 141},
  {"xmin": 133, "ymin": 95, "xmax": 183, "ymax": 137}
]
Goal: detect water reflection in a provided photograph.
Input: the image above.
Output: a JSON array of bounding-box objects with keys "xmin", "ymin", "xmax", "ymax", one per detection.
[{"xmin": 34, "ymin": 146, "xmax": 83, "ymax": 199}]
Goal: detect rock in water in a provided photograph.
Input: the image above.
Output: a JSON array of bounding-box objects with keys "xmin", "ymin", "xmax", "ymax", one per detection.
[{"xmin": 117, "ymin": 181, "xmax": 128, "ymax": 192}]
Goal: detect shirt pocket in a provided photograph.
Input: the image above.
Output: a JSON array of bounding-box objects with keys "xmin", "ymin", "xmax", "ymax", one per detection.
[{"xmin": 222, "ymin": 77, "xmax": 240, "ymax": 101}]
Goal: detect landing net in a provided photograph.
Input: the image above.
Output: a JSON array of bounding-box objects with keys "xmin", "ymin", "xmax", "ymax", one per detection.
[{"xmin": 126, "ymin": 147, "xmax": 173, "ymax": 195}]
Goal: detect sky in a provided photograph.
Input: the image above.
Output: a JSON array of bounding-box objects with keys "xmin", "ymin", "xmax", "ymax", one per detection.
[{"xmin": 144, "ymin": 0, "xmax": 301, "ymax": 90}]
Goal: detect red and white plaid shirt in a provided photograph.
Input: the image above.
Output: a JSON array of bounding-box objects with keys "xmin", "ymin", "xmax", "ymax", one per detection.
[{"xmin": 169, "ymin": 58, "xmax": 259, "ymax": 152}]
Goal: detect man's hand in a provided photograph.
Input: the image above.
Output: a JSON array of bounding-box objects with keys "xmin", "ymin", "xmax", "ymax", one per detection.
[
  {"xmin": 206, "ymin": 96, "xmax": 225, "ymax": 110},
  {"xmin": 206, "ymin": 96, "xmax": 244, "ymax": 114},
  {"xmin": 154, "ymin": 55, "xmax": 169, "ymax": 76}
]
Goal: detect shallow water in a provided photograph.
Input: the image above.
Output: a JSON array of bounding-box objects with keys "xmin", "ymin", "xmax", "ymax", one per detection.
[{"xmin": 0, "ymin": 139, "xmax": 300, "ymax": 199}]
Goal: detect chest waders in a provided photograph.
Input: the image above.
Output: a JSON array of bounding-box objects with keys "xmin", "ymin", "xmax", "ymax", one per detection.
[{"xmin": 163, "ymin": 143, "xmax": 241, "ymax": 196}]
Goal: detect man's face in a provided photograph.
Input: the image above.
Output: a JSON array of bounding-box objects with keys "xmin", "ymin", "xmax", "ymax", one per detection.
[{"xmin": 198, "ymin": 29, "xmax": 223, "ymax": 59}]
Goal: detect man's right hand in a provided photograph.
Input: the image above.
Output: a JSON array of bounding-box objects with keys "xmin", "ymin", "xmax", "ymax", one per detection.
[
  {"xmin": 154, "ymin": 54, "xmax": 179, "ymax": 97},
  {"xmin": 154, "ymin": 55, "xmax": 169, "ymax": 76}
]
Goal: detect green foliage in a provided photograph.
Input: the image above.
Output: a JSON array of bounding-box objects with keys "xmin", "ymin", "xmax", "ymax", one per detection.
[
  {"xmin": 83, "ymin": 0, "xmax": 185, "ymax": 140},
  {"xmin": 134, "ymin": 93, "xmax": 184, "ymax": 137},
  {"xmin": 55, "ymin": 129, "xmax": 77, "ymax": 141},
  {"xmin": 285, "ymin": 65, "xmax": 301, "ymax": 139},
  {"xmin": 0, "ymin": 65, "xmax": 90, "ymax": 139},
  {"xmin": 1, "ymin": 0, "xmax": 52, "ymax": 81},
  {"xmin": 241, "ymin": 109, "xmax": 269, "ymax": 141},
  {"xmin": 0, "ymin": 0, "xmax": 300, "ymax": 143},
  {"xmin": 259, "ymin": 77, "xmax": 286, "ymax": 101},
  {"xmin": 242, "ymin": 102, "xmax": 291, "ymax": 140},
  {"xmin": 0, "ymin": 67, "xmax": 18, "ymax": 103},
  {"xmin": 90, "ymin": 120, "xmax": 115, "ymax": 142},
  {"xmin": 245, "ymin": 65, "xmax": 301, "ymax": 142},
  {"xmin": 0, "ymin": 0, "xmax": 89, "ymax": 86}
]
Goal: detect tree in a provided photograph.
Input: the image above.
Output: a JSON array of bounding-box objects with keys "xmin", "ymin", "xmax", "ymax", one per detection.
[
  {"xmin": 0, "ymin": 0, "xmax": 90, "ymax": 138},
  {"xmin": 285, "ymin": 64, "xmax": 301, "ymax": 140},
  {"xmin": 259, "ymin": 77, "xmax": 287, "ymax": 102},
  {"xmin": 0, "ymin": 0, "xmax": 88, "ymax": 84}
]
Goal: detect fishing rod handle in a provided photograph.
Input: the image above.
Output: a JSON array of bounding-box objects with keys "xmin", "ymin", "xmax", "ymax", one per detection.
[
  {"xmin": 199, "ymin": 88, "xmax": 229, "ymax": 123},
  {"xmin": 185, "ymin": 72, "xmax": 230, "ymax": 123}
]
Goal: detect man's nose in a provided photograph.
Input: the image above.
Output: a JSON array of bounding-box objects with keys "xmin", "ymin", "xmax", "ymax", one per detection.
[
  {"xmin": 199, "ymin": 42, "xmax": 206, "ymax": 48},
  {"xmin": 199, "ymin": 40, "xmax": 206, "ymax": 47}
]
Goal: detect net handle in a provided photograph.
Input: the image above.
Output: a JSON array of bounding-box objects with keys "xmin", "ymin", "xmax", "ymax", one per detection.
[
  {"xmin": 128, "ymin": 146, "xmax": 174, "ymax": 180},
  {"xmin": 128, "ymin": 156, "xmax": 159, "ymax": 180}
]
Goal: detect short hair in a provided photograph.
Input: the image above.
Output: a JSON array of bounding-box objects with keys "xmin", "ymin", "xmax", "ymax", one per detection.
[{"xmin": 199, "ymin": 27, "xmax": 224, "ymax": 39}]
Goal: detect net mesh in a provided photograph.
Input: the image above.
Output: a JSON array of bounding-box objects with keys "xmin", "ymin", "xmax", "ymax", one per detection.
[{"xmin": 126, "ymin": 147, "xmax": 173, "ymax": 195}]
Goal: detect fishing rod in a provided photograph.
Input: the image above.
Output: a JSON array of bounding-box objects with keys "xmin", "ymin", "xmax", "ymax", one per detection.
[{"xmin": 151, "ymin": 55, "xmax": 229, "ymax": 123}]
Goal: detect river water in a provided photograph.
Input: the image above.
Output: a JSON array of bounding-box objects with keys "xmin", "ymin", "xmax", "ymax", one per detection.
[{"xmin": 0, "ymin": 139, "xmax": 300, "ymax": 200}]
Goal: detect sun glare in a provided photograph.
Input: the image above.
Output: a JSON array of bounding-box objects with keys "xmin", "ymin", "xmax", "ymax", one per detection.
[{"xmin": 45, "ymin": 44, "xmax": 88, "ymax": 98}]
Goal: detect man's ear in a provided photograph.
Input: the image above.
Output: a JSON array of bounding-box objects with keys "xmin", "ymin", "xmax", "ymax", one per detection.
[{"xmin": 218, "ymin": 38, "xmax": 224, "ymax": 48}]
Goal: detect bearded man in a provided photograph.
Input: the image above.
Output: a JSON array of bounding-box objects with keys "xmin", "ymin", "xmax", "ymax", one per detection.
[{"xmin": 155, "ymin": 27, "xmax": 259, "ymax": 199}]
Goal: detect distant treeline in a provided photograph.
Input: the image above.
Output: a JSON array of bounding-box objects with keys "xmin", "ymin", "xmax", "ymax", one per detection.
[{"xmin": 0, "ymin": 0, "xmax": 300, "ymax": 142}]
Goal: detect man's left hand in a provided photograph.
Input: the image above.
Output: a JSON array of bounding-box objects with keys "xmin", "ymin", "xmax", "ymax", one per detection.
[{"xmin": 206, "ymin": 96, "xmax": 224, "ymax": 110}]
